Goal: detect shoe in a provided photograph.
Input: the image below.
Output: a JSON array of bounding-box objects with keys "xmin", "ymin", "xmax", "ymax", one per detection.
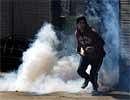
[
  {"xmin": 92, "ymin": 90, "xmax": 103, "ymax": 96},
  {"xmin": 81, "ymin": 79, "xmax": 89, "ymax": 89}
]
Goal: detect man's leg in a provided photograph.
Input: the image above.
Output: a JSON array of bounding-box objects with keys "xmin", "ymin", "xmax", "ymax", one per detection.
[
  {"xmin": 90, "ymin": 57, "xmax": 103, "ymax": 91},
  {"xmin": 77, "ymin": 56, "xmax": 90, "ymax": 89}
]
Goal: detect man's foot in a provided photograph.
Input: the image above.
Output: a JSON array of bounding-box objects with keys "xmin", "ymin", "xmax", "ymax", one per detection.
[
  {"xmin": 81, "ymin": 79, "xmax": 89, "ymax": 89},
  {"xmin": 91, "ymin": 89, "xmax": 104, "ymax": 96},
  {"xmin": 92, "ymin": 90, "xmax": 100, "ymax": 96}
]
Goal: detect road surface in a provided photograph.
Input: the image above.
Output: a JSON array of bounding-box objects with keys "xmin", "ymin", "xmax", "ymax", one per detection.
[{"xmin": 0, "ymin": 91, "xmax": 129, "ymax": 100}]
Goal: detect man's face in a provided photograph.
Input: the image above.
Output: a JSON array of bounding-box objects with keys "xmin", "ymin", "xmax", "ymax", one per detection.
[{"xmin": 77, "ymin": 20, "xmax": 86, "ymax": 31}]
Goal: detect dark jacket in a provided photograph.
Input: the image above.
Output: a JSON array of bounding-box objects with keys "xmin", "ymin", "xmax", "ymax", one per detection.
[{"xmin": 75, "ymin": 27, "xmax": 106, "ymax": 57}]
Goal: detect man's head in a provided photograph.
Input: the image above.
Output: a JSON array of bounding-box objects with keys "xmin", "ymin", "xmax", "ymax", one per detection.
[{"xmin": 76, "ymin": 16, "xmax": 89, "ymax": 31}]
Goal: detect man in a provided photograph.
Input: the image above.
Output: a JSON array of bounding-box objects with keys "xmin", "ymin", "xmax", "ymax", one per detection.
[{"xmin": 75, "ymin": 16, "xmax": 106, "ymax": 92}]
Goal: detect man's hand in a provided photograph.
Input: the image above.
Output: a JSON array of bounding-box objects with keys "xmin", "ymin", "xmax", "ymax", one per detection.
[
  {"xmin": 79, "ymin": 47, "xmax": 95, "ymax": 56},
  {"xmin": 80, "ymin": 47, "xmax": 85, "ymax": 56}
]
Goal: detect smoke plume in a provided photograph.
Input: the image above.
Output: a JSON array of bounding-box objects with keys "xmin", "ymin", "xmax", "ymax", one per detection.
[
  {"xmin": 0, "ymin": 23, "xmax": 92, "ymax": 93},
  {"xmin": 85, "ymin": 0, "xmax": 119, "ymax": 91}
]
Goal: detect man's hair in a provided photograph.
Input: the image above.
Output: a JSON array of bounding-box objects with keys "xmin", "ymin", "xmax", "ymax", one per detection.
[
  {"xmin": 76, "ymin": 16, "xmax": 87, "ymax": 24},
  {"xmin": 76, "ymin": 15, "xmax": 89, "ymax": 28}
]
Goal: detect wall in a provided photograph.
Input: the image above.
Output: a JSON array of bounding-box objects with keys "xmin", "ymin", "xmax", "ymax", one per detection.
[{"xmin": 119, "ymin": 0, "xmax": 130, "ymax": 91}]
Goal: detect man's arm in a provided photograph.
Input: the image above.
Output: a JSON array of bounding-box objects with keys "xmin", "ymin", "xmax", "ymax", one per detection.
[
  {"xmin": 92, "ymin": 29, "xmax": 106, "ymax": 56},
  {"xmin": 91, "ymin": 28, "xmax": 105, "ymax": 47},
  {"xmin": 91, "ymin": 27, "xmax": 105, "ymax": 46},
  {"xmin": 75, "ymin": 31, "xmax": 81, "ymax": 54}
]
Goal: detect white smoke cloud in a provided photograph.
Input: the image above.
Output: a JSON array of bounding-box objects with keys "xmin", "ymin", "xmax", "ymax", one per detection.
[
  {"xmin": 0, "ymin": 23, "xmax": 92, "ymax": 93},
  {"xmin": 0, "ymin": 72, "xmax": 16, "ymax": 91},
  {"xmin": 99, "ymin": 0, "xmax": 119, "ymax": 90},
  {"xmin": 15, "ymin": 23, "xmax": 58, "ymax": 91}
]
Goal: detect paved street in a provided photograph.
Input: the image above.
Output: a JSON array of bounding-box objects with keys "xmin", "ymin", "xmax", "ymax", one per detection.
[{"xmin": 0, "ymin": 91, "xmax": 129, "ymax": 100}]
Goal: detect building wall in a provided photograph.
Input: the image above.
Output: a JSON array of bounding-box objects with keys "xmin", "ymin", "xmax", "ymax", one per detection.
[
  {"xmin": 120, "ymin": 0, "xmax": 130, "ymax": 64},
  {"xmin": 0, "ymin": 0, "xmax": 12, "ymax": 38},
  {"xmin": 0, "ymin": 0, "xmax": 51, "ymax": 38},
  {"xmin": 119, "ymin": 0, "xmax": 130, "ymax": 91},
  {"xmin": 0, "ymin": 0, "xmax": 86, "ymax": 38}
]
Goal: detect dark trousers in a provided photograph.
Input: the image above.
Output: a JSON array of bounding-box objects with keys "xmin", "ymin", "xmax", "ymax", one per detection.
[{"xmin": 77, "ymin": 55, "xmax": 103, "ymax": 90}]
